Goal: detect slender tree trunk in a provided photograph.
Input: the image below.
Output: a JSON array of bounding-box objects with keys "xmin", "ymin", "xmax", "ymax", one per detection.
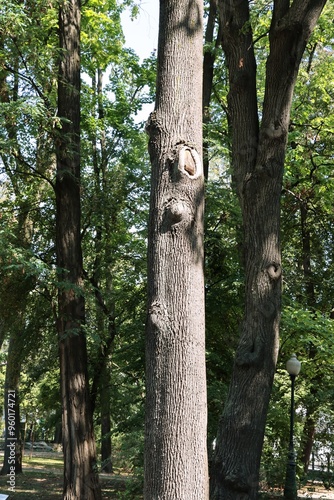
[
  {"xmin": 88, "ymin": 70, "xmax": 115, "ymax": 469},
  {"xmin": 203, "ymin": 0, "xmax": 221, "ymax": 180},
  {"xmin": 100, "ymin": 363, "xmax": 113, "ymax": 473},
  {"xmin": 301, "ymin": 412, "xmax": 316, "ymax": 475},
  {"xmin": 145, "ymin": 1, "xmax": 208, "ymax": 498},
  {"xmin": 299, "ymin": 203, "xmax": 318, "ymax": 475},
  {"xmin": 1, "ymin": 333, "xmax": 22, "ymax": 475},
  {"xmin": 56, "ymin": 1, "xmax": 101, "ymax": 498},
  {"xmin": 54, "ymin": 421, "xmax": 62, "ymax": 445},
  {"xmin": 0, "ymin": 210, "xmax": 31, "ymax": 477},
  {"xmin": 210, "ymin": 2, "xmax": 327, "ymax": 498}
]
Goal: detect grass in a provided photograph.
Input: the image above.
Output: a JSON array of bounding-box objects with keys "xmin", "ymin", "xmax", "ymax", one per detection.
[
  {"xmin": 0, "ymin": 452, "xmax": 135, "ymax": 499},
  {"xmin": 23, "ymin": 453, "xmax": 63, "ymax": 471}
]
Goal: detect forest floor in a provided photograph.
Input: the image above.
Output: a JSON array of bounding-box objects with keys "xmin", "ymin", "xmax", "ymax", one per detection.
[
  {"xmin": 260, "ymin": 483, "xmax": 334, "ymax": 499},
  {"xmin": 261, "ymin": 489, "xmax": 334, "ymax": 499},
  {"xmin": 0, "ymin": 452, "xmax": 333, "ymax": 499},
  {"xmin": 0, "ymin": 451, "xmax": 135, "ymax": 499}
]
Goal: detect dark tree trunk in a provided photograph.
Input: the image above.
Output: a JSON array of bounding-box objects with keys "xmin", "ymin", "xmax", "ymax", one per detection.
[
  {"xmin": 1, "ymin": 334, "xmax": 22, "ymax": 476},
  {"xmin": 0, "ymin": 45, "xmax": 29, "ymax": 478},
  {"xmin": 210, "ymin": 1, "xmax": 327, "ymax": 499},
  {"xmin": 299, "ymin": 203, "xmax": 318, "ymax": 475},
  {"xmin": 100, "ymin": 364, "xmax": 113, "ymax": 473},
  {"xmin": 202, "ymin": 0, "xmax": 221, "ymax": 180},
  {"xmin": 54, "ymin": 421, "xmax": 62, "ymax": 445},
  {"xmin": 84, "ymin": 67, "xmax": 116, "ymax": 475},
  {"xmin": 145, "ymin": 0, "xmax": 208, "ymax": 498},
  {"xmin": 56, "ymin": 1, "xmax": 101, "ymax": 498},
  {"xmin": 301, "ymin": 412, "xmax": 316, "ymax": 475}
]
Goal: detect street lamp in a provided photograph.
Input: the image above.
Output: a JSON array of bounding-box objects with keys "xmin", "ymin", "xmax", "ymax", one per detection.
[{"xmin": 284, "ymin": 353, "xmax": 301, "ymax": 500}]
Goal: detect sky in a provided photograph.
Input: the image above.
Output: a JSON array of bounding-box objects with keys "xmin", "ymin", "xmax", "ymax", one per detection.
[
  {"xmin": 121, "ymin": 1, "xmax": 159, "ymax": 61},
  {"xmin": 121, "ymin": 1, "xmax": 159, "ymax": 121}
]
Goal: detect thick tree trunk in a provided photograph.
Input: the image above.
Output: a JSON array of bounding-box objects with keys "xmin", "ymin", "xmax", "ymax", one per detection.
[
  {"xmin": 145, "ymin": 1, "xmax": 208, "ymax": 498},
  {"xmin": 56, "ymin": 1, "xmax": 101, "ymax": 498},
  {"xmin": 210, "ymin": 1, "xmax": 327, "ymax": 499}
]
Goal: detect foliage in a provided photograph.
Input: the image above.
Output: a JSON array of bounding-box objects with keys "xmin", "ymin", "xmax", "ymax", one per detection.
[
  {"xmin": 205, "ymin": 172, "xmax": 243, "ymax": 445},
  {"xmin": 0, "ymin": 0, "xmax": 151, "ymax": 478},
  {"xmin": 259, "ymin": 5, "xmax": 334, "ymax": 487}
]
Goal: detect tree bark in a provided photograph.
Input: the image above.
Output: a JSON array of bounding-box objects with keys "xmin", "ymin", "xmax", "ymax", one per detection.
[
  {"xmin": 56, "ymin": 1, "xmax": 101, "ymax": 498},
  {"xmin": 210, "ymin": 1, "xmax": 327, "ymax": 498},
  {"xmin": 1, "ymin": 335, "xmax": 22, "ymax": 476},
  {"xmin": 145, "ymin": 1, "xmax": 208, "ymax": 498}
]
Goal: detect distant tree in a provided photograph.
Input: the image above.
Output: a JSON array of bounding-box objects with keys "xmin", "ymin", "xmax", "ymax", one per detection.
[
  {"xmin": 1, "ymin": 0, "xmax": 153, "ymax": 485},
  {"xmin": 79, "ymin": 0, "xmax": 154, "ymax": 466},
  {"xmin": 0, "ymin": 7, "xmax": 51, "ymax": 471}
]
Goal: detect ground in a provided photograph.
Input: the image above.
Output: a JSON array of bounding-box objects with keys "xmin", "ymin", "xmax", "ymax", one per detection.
[
  {"xmin": 0, "ymin": 452, "xmax": 133, "ymax": 499},
  {"xmin": 298, "ymin": 485, "xmax": 334, "ymax": 499},
  {"xmin": 0, "ymin": 452, "xmax": 332, "ymax": 499},
  {"xmin": 261, "ymin": 483, "xmax": 334, "ymax": 500}
]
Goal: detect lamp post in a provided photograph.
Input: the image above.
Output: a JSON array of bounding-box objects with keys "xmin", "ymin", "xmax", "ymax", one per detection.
[{"xmin": 284, "ymin": 353, "xmax": 301, "ymax": 500}]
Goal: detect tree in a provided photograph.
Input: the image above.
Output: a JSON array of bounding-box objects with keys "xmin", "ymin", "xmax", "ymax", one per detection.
[
  {"xmin": 1, "ymin": 0, "xmax": 152, "ymax": 486},
  {"xmin": 144, "ymin": 0, "xmax": 208, "ymax": 498},
  {"xmin": 55, "ymin": 0, "xmax": 101, "ymax": 497},
  {"xmin": 0, "ymin": 3, "xmax": 54, "ymax": 470},
  {"xmin": 79, "ymin": 0, "xmax": 154, "ymax": 467},
  {"xmin": 260, "ymin": 4, "xmax": 334, "ymax": 484},
  {"xmin": 210, "ymin": 1, "xmax": 328, "ymax": 498},
  {"xmin": 203, "ymin": 0, "xmax": 222, "ymax": 180}
]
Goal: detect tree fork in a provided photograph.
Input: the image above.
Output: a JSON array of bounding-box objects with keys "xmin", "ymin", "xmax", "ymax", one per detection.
[{"xmin": 210, "ymin": 1, "xmax": 328, "ymax": 498}]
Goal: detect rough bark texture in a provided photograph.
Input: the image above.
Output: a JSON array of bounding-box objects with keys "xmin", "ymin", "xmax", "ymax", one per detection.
[
  {"xmin": 56, "ymin": 1, "xmax": 101, "ymax": 498},
  {"xmin": 210, "ymin": 1, "xmax": 327, "ymax": 499},
  {"xmin": 145, "ymin": 1, "xmax": 208, "ymax": 498}
]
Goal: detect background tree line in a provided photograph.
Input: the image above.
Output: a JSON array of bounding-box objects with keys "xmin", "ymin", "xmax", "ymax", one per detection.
[{"xmin": 0, "ymin": 0, "xmax": 333, "ymax": 498}]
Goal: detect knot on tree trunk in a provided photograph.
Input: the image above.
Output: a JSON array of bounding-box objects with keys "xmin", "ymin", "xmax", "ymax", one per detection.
[
  {"xmin": 235, "ymin": 347, "xmax": 261, "ymax": 367},
  {"xmin": 235, "ymin": 332, "xmax": 263, "ymax": 367},
  {"xmin": 177, "ymin": 145, "xmax": 203, "ymax": 179},
  {"xmin": 266, "ymin": 262, "xmax": 282, "ymax": 280},
  {"xmin": 162, "ymin": 198, "xmax": 193, "ymax": 231}
]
